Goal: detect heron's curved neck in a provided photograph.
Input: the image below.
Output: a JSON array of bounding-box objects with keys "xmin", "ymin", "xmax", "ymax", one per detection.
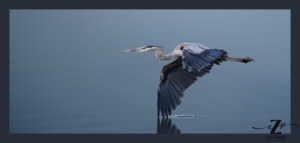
[{"xmin": 155, "ymin": 48, "xmax": 175, "ymax": 61}]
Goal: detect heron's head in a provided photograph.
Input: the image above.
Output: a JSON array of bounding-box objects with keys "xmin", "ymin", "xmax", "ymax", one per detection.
[{"xmin": 125, "ymin": 45, "xmax": 163, "ymax": 52}]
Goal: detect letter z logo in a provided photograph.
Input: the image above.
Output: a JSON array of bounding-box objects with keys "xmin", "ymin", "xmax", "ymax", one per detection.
[{"xmin": 270, "ymin": 120, "xmax": 281, "ymax": 134}]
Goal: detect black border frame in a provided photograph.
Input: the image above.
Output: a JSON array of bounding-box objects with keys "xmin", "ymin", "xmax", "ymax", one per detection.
[{"xmin": 1, "ymin": 1, "xmax": 299, "ymax": 143}]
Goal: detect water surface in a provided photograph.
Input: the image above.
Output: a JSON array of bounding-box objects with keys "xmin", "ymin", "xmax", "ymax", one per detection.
[{"xmin": 10, "ymin": 10, "xmax": 290, "ymax": 133}]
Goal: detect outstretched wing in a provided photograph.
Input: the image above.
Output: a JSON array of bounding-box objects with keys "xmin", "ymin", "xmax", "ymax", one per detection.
[
  {"xmin": 157, "ymin": 58, "xmax": 214, "ymax": 117},
  {"xmin": 181, "ymin": 43, "xmax": 228, "ymax": 72},
  {"xmin": 157, "ymin": 43, "xmax": 228, "ymax": 117}
]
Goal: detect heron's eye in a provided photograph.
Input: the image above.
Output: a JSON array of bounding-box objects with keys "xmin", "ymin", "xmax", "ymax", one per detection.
[{"xmin": 143, "ymin": 47, "xmax": 146, "ymax": 49}]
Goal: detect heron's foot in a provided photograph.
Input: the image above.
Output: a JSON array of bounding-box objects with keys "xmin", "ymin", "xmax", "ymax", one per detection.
[
  {"xmin": 241, "ymin": 57, "xmax": 254, "ymax": 63},
  {"xmin": 228, "ymin": 57, "xmax": 254, "ymax": 63}
]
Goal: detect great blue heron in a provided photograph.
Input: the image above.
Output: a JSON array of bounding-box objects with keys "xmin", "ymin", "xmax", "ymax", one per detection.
[{"xmin": 125, "ymin": 43, "xmax": 254, "ymax": 117}]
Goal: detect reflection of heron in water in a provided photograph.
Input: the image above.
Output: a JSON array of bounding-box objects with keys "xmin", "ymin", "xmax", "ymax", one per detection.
[
  {"xmin": 157, "ymin": 117, "xmax": 181, "ymax": 134},
  {"xmin": 126, "ymin": 43, "xmax": 254, "ymax": 117}
]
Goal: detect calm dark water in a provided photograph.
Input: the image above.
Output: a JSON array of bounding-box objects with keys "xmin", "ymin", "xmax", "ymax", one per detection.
[{"xmin": 10, "ymin": 10, "xmax": 290, "ymax": 133}]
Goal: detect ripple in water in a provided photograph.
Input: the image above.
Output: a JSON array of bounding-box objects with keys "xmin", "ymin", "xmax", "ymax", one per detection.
[{"xmin": 169, "ymin": 115, "xmax": 211, "ymax": 118}]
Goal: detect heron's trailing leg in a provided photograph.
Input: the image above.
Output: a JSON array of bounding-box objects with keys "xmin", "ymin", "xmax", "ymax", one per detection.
[{"xmin": 227, "ymin": 57, "xmax": 254, "ymax": 63}]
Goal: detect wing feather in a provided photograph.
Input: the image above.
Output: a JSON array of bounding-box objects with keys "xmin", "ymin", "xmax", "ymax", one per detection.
[
  {"xmin": 192, "ymin": 55, "xmax": 209, "ymax": 67},
  {"xmin": 168, "ymin": 77, "xmax": 182, "ymax": 91},
  {"xmin": 157, "ymin": 89, "xmax": 161, "ymax": 116},
  {"xmin": 157, "ymin": 43, "xmax": 228, "ymax": 117},
  {"xmin": 171, "ymin": 71, "xmax": 190, "ymax": 88},
  {"xmin": 166, "ymin": 84, "xmax": 178, "ymax": 110},
  {"xmin": 180, "ymin": 69, "xmax": 198, "ymax": 80},
  {"xmin": 168, "ymin": 81, "xmax": 180, "ymax": 101},
  {"xmin": 182, "ymin": 43, "xmax": 227, "ymax": 71},
  {"xmin": 160, "ymin": 86, "xmax": 166, "ymax": 117},
  {"xmin": 168, "ymin": 83, "xmax": 181, "ymax": 105},
  {"xmin": 165, "ymin": 82, "xmax": 172, "ymax": 115},
  {"xmin": 163, "ymin": 86, "xmax": 169, "ymax": 116}
]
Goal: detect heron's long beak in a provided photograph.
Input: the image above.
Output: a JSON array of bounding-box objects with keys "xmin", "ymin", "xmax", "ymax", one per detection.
[
  {"xmin": 125, "ymin": 47, "xmax": 145, "ymax": 52},
  {"xmin": 125, "ymin": 49, "xmax": 139, "ymax": 52}
]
